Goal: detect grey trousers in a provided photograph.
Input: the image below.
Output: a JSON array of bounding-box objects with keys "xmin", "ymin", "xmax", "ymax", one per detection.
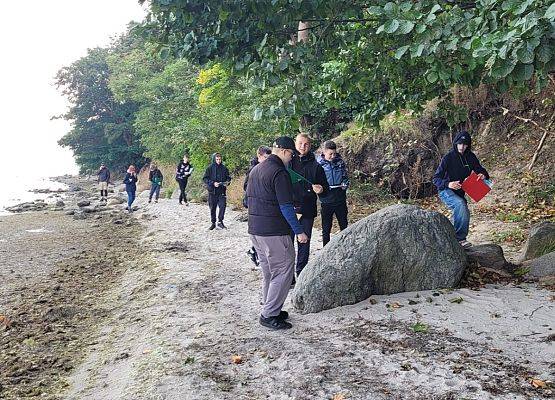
[{"xmin": 250, "ymin": 234, "xmax": 295, "ymax": 318}]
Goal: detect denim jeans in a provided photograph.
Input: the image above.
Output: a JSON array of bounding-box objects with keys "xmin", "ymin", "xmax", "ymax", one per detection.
[
  {"xmin": 126, "ymin": 190, "xmax": 136, "ymax": 208},
  {"xmin": 149, "ymin": 183, "xmax": 161, "ymax": 200},
  {"xmin": 438, "ymin": 189, "xmax": 470, "ymax": 241}
]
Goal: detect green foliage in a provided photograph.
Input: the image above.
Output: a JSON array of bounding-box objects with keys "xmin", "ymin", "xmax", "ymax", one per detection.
[
  {"xmin": 55, "ymin": 40, "xmax": 147, "ymax": 173},
  {"xmin": 141, "ymin": 0, "xmax": 555, "ymax": 125},
  {"xmin": 491, "ymin": 227, "xmax": 527, "ymax": 244}
]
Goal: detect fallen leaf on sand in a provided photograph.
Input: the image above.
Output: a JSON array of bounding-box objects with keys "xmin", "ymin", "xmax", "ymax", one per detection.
[
  {"xmin": 531, "ymin": 378, "xmax": 548, "ymax": 389},
  {"xmin": 142, "ymin": 349, "xmax": 152, "ymax": 354},
  {"xmin": 332, "ymin": 394, "xmax": 346, "ymax": 400},
  {"xmin": 368, "ymin": 298, "xmax": 378, "ymax": 305},
  {"xmin": 231, "ymin": 355, "xmax": 243, "ymax": 364},
  {"xmin": 387, "ymin": 302, "xmax": 403, "ymax": 309},
  {"xmin": 449, "ymin": 297, "xmax": 464, "ymax": 304},
  {"xmin": 0, "ymin": 315, "xmax": 11, "ymax": 329}
]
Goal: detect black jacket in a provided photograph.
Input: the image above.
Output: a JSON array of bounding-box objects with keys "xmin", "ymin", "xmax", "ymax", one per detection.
[
  {"xmin": 149, "ymin": 169, "xmax": 164, "ymax": 185},
  {"xmin": 242, "ymin": 157, "xmax": 259, "ymax": 208},
  {"xmin": 433, "ymin": 131, "xmax": 489, "ymax": 198},
  {"xmin": 247, "ymin": 154, "xmax": 294, "ymax": 236},
  {"xmin": 203, "ymin": 154, "xmax": 231, "ymax": 195},
  {"xmin": 290, "ymin": 151, "xmax": 329, "ymax": 218},
  {"xmin": 123, "ymin": 173, "xmax": 138, "ymax": 192},
  {"xmin": 176, "ymin": 161, "xmax": 194, "ymax": 181}
]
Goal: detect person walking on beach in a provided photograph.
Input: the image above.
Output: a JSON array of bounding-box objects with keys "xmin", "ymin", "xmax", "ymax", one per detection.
[
  {"xmin": 290, "ymin": 133, "xmax": 328, "ymax": 280},
  {"xmin": 317, "ymin": 140, "xmax": 350, "ymax": 246},
  {"xmin": 97, "ymin": 163, "xmax": 111, "ymax": 203},
  {"xmin": 244, "ymin": 146, "xmax": 272, "ymax": 266},
  {"xmin": 123, "ymin": 165, "xmax": 138, "ymax": 212},
  {"xmin": 176, "ymin": 154, "xmax": 194, "ymax": 205},
  {"xmin": 203, "ymin": 153, "xmax": 231, "ymax": 230},
  {"xmin": 433, "ymin": 130, "xmax": 490, "ymax": 248},
  {"xmin": 247, "ymin": 136, "xmax": 308, "ymax": 330},
  {"xmin": 148, "ymin": 163, "xmax": 164, "ymax": 203}
]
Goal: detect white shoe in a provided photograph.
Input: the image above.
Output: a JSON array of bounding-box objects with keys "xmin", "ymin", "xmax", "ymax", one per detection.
[{"xmin": 459, "ymin": 240, "xmax": 472, "ymax": 248}]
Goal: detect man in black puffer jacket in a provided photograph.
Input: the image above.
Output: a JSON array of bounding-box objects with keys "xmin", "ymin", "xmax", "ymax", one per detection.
[
  {"xmin": 290, "ymin": 133, "xmax": 329, "ymax": 278},
  {"xmin": 203, "ymin": 153, "xmax": 231, "ymax": 230}
]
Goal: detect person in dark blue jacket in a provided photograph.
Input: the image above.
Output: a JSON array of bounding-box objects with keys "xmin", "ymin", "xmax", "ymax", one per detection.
[
  {"xmin": 203, "ymin": 153, "xmax": 231, "ymax": 230},
  {"xmin": 123, "ymin": 165, "xmax": 138, "ymax": 212},
  {"xmin": 317, "ymin": 140, "xmax": 350, "ymax": 246},
  {"xmin": 433, "ymin": 131, "xmax": 490, "ymax": 247},
  {"xmin": 148, "ymin": 163, "xmax": 164, "ymax": 203}
]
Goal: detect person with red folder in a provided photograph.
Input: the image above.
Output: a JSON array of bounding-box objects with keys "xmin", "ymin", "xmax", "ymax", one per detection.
[{"xmin": 433, "ymin": 131, "xmax": 490, "ymax": 248}]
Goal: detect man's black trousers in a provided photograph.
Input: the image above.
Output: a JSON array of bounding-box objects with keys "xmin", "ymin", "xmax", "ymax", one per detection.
[
  {"xmin": 208, "ymin": 193, "xmax": 226, "ymax": 223},
  {"xmin": 321, "ymin": 202, "xmax": 348, "ymax": 246},
  {"xmin": 291, "ymin": 215, "xmax": 314, "ymax": 276}
]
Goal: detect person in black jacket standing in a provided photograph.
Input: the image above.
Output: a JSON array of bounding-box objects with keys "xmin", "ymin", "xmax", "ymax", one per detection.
[
  {"xmin": 433, "ymin": 131, "xmax": 490, "ymax": 247},
  {"xmin": 203, "ymin": 153, "xmax": 231, "ymax": 230},
  {"xmin": 247, "ymin": 136, "xmax": 308, "ymax": 330},
  {"xmin": 148, "ymin": 163, "xmax": 164, "ymax": 203},
  {"xmin": 175, "ymin": 154, "xmax": 194, "ymax": 205},
  {"xmin": 290, "ymin": 133, "xmax": 329, "ymax": 278}
]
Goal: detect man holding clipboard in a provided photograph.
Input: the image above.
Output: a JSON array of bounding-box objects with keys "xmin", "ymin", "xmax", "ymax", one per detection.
[{"xmin": 433, "ymin": 131, "xmax": 490, "ymax": 248}]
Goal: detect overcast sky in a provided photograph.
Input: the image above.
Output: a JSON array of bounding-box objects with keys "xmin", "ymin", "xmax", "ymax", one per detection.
[{"xmin": 0, "ymin": 1, "xmax": 147, "ymax": 178}]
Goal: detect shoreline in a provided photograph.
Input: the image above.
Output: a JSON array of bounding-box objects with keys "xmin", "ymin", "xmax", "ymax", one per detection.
[{"xmin": 1, "ymin": 176, "xmax": 553, "ymax": 399}]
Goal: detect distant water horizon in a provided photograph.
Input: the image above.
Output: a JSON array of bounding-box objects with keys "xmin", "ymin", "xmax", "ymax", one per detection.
[{"xmin": 0, "ymin": 145, "xmax": 78, "ymax": 215}]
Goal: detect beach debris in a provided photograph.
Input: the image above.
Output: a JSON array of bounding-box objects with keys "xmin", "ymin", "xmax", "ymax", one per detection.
[
  {"xmin": 408, "ymin": 299, "xmax": 420, "ymax": 305},
  {"xmin": 184, "ymin": 356, "xmax": 195, "ymax": 364},
  {"xmin": 530, "ymin": 378, "xmax": 549, "ymax": 389},
  {"xmin": 411, "ymin": 322, "xmax": 429, "ymax": 333},
  {"xmin": 448, "ymin": 297, "xmax": 464, "ymax": 304},
  {"xmin": 231, "ymin": 355, "xmax": 243, "ymax": 364},
  {"xmin": 368, "ymin": 298, "xmax": 378, "ymax": 305},
  {"xmin": 0, "ymin": 315, "xmax": 11, "ymax": 330},
  {"xmin": 386, "ymin": 302, "xmax": 403, "ymax": 311},
  {"xmin": 332, "ymin": 394, "xmax": 346, "ymax": 400}
]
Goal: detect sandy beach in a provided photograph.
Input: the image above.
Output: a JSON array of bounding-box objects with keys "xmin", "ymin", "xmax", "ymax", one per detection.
[{"xmin": 1, "ymin": 181, "xmax": 554, "ymax": 399}]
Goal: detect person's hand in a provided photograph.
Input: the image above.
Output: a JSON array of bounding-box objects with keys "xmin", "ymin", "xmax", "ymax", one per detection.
[
  {"xmin": 477, "ymin": 173, "xmax": 486, "ymax": 180},
  {"xmin": 297, "ymin": 233, "xmax": 309, "ymax": 243},
  {"xmin": 312, "ymin": 184, "xmax": 323, "ymax": 194},
  {"xmin": 214, "ymin": 182, "xmax": 220, "ymax": 187},
  {"xmin": 448, "ymin": 181, "xmax": 462, "ymax": 190}
]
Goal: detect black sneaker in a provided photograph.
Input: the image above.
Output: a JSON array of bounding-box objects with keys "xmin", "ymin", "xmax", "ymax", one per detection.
[
  {"xmin": 209, "ymin": 223, "xmax": 216, "ymax": 230},
  {"xmin": 259, "ymin": 315, "xmax": 292, "ymax": 330},
  {"xmin": 217, "ymin": 221, "xmax": 226, "ymax": 229},
  {"xmin": 278, "ymin": 310, "xmax": 289, "ymax": 320}
]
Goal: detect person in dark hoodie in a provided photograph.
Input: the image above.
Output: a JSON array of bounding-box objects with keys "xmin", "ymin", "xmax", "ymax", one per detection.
[
  {"xmin": 243, "ymin": 146, "xmax": 272, "ymax": 267},
  {"xmin": 97, "ymin": 163, "xmax": 111, "ymax": 203},
  {"xmin": 290, "ymin": 133, "xmax": 329, "ymax": 279},
  {"xmin": 148, "ymin": 163, "xmax": 164, "ymax": 203},
  {"xmin": 317, "ymin": 140, "xmax": 350, "ymax": 246},
  {"xmin": 433, "ymin": 130, "xmax": 490, "ymax": 248},
  {"xmin": 203, "ymin": 153, "xmax": 231, "ymax": 230},
  {"xmin": 175, "ymin": 154, "xmax": 194, "ymax": 205},
  {"xmin": 247, "ymin": 136, "xmax": 308, "ymax": 330},
  {"xmin": 123, "ymin": 165, "xmax": 138, "ymax": 212}
]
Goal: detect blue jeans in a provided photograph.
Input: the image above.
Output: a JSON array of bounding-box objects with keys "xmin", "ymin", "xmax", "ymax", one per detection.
[
  {"xmin": 127, "ymin": 190, "xmax": 136, "ymax": 208},
  {"xmin": 149, "ymin": 183, "xmax": 161, "ymax": 200},
  {"xmin": 438, "ymin": 189, "xmax": 470, "ymax": 241}
]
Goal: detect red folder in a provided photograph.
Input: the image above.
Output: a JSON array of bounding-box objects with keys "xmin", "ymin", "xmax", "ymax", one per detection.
[{"xmin": 461, "ymin": 171, "xmax": 490, "ymax": 202}]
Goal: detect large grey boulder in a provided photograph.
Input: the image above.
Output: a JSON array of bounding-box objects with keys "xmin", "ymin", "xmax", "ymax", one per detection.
[
  {"xmin": 523, "ymin": 252, "xmax": 555, "ymax": 278},
  {"xmin": 292, "ymin": 204, "xmax": 467, "ymax": 314},
  {"xmin": 465, "ymin": 244, "xmax": 509, "ymax": 270},
  {"xmin": 522, "ymin": 222, "xmax": 555, "ymax": 261}
]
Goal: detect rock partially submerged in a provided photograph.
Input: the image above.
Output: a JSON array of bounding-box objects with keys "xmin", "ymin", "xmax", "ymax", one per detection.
[{"xmin": 292, "ymin": 204, "xmax": 467, "ymax": 314}]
